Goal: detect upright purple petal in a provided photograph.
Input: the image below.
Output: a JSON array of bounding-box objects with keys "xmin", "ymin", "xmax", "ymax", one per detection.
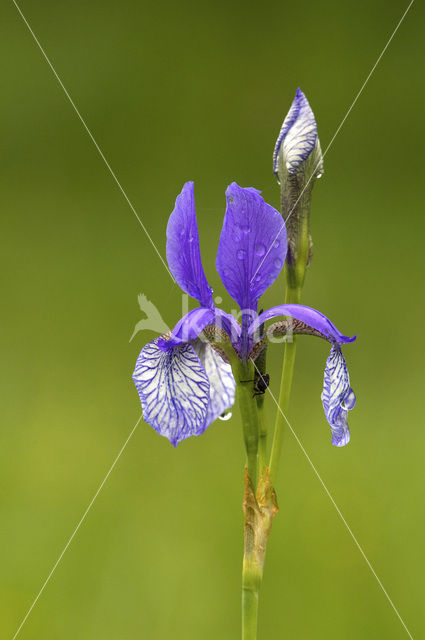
[
  {"xmin": 166, "ymin": 182, "xmax": 213, "ymax": 308},
  {"xmin": 192, "ymin": 340, "xmax": 236, "ymax": 425},
  {"xmin": 248, "ymin": 304, "xmax": 356, "ymax": 344},
  {"xmin": 321, "ymin": 345, "xmax": 356, "ymax": 447},
  {"xmin": 157, "ymin": 307, "xmax": 215, "ymax": 351},
  {"xmin": 273, "ymin": 88, "xmax": 321, "ymax": 178},
  {"xmin": 215, "ymin": 183, "xmax": 287, "ymax": 311},
  {"xmin": 133, "ymin": 339, "xmax": 210, "ymax": 446}
]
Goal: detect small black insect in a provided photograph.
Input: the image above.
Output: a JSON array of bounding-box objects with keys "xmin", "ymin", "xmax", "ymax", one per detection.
[{"xmin": 240, "ymin": 372, "xmax": 270, "ymax": 397}]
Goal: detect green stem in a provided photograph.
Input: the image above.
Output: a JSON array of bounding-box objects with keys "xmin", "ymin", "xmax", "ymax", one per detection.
[
  {"xmin": 236, "ymin": 360, "xmax": 262, "ymax": 639},
  {"xmin": 242, "ymin": 557, "xmax": 261, "ymax": 640},
  {"xmin": 269, "ymin": 284, "xmax": 301, "ymax": 484},
  {"xmin": 257, "ymin": 399, "xmax": 267, "ymax": 472},
  {"xmin": 237, "ymin": 360, "xmax": 259, "ymax": 490}
]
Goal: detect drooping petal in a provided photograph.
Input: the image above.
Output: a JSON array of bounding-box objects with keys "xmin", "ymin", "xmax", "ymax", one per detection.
[
  {"xmin": 273, "ymin": 88, "xmax": 322, "ymax": 178},
  {"xmin": 215, "ymin": 183, "xmax": 287, "ymax": 311},
  {"xmin": 166, "ymin": 181, "xmax": 213, "ymax": 308},
  {"xmin": 248, "ymin": 304, "xmax": 356, "ymax": 344},
  {"xmin": 192, "ymin": 339, "xmax": 236, "ymax": 425},
  {"xmin": 157, "ymin": 307, "xmax": 215, "ymax": 351},
  {"xmin": 321, "ymin": 345, "xmax": 356, "ymax": 447},
  {"xmin": 133, "ymin": 339, "xmax": 210, "ymax": 446}
]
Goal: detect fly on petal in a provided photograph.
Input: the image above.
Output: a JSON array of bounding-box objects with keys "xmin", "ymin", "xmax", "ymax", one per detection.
[
  {"xmin": 133, "ymin": 339, "xmax": 210, "ymax": 446},
  {"xmin": 321, "ymin": 345, "xmax": 356, "ymax": 447}
]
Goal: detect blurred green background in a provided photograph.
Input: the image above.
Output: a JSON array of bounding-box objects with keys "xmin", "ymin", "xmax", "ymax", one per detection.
[{"xmin": 1, "ymin": 0, "xmax": 424, "ymax": 638}]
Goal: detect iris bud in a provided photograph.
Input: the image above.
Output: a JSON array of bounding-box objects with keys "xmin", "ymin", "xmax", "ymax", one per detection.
[{"xmin": 273, "ymin": 88, "xmax": 323, "ymax": 291}]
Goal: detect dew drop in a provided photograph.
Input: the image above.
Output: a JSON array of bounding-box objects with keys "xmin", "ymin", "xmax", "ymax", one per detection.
[
  {"xmin": 254, "ymin": 243, "xmax": 266, "ymax": 257},
  {"xmin": 237, "ymin": 249, "xmax": 247, "ymax": 260},
  {"xmin": 241, "ymin": 224, "xmax": 251, "ymax": 234},
  {"xmin": 219, "ymin": 411, "xmax": 232, "ymax": 421},
  {"xmin": 273, "ymin": 240, "xmax": 280, "ymax": 249},
  {"xmin": 316, "ymin": 172, "xmax": 323, "ymax": 179},
  {"xmin": 274, "ymin": 258, "xmax": 282, "ymax": 268}
]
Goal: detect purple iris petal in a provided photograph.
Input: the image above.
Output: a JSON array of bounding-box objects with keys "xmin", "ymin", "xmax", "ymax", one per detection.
[
  {"xmin": 248, "ymin": 304, "xmax": 356, "ymax": 344},
  {"xmin": 133, "ymin": 339, "xmax": 210, "ymax": 446},
  {"xmin": 214, "ymin": 308, "xmax": 241, "ymax": 345},
  {"xmin": 321, "ymin": 345, "xmax": 356, "ymax": 447},
  {"xmin": 157, "ymin": 307, "xmax": 215, "ymax": 351},
  {"xmin": 215, "ymin": 183, "xmax": 287, "ymax": 311},
  {"xmin": 273, "ymin": 88, "xmax": 318, "ymax": 177},
  {"xmin": 166, "ymin": 181, "xmax": 213, "ymax": 308},
  {"xmin": 192, "ymin": 340, "xmax": 236, "ymax": 425}
]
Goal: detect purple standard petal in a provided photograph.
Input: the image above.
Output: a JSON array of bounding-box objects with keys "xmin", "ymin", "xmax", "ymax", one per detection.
[
  {"xmin": 216, "ymin": 183, "xmax": 287, "ymax": 311},
  {"xmin": 321, "ymin": 345, "xmax": 356, "ymax": 447},
  {"xmin": 273, "ymin": 88, "xmax": 319, "ymax": 177},
  {"xmin": 166, "ymin": 182, "xmax": 213, "ymax": 308},
  {"xmin": 157, "ymin": 307, "xmax": 215, "ymax": 351},
  {"xmin": 248, "ymin": 304, "xmax": 356, "ymax": 344},
  {"xmin": 192, "ymin": 339, "xmax": 236, "ymax": 425},
  {"xmin": 133, "ymin": 339, "xmax": 210, "ymax": 446}
]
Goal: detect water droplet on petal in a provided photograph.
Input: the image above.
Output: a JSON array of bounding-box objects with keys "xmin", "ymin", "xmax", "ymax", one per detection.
[
  {"xmin": 273, "ymin": 240, "xmax": 280, "ymax": 248},
  {"xmin": 254, "ymin": 243, "xmax": 266, "ymax": 257},
  {"xmin": 237, "ymin": 249, "xmax": 247, "ymax": 260},
  {"xmin": 241, "ymin": 224, "xmax": 251, "ymax": 234},
  {"xmin": 219, "ymin": 411, "xmax": 232, "ymax": 421},
  {"xmin": 273, "ymin": 258, "xmax": 282, "ymax": 269}
]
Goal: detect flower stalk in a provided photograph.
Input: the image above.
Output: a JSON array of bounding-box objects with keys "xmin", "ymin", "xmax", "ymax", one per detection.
[
  {"xmin": 242, "ymin": 469, "xmax": 278, "ymax": 640},
  {"xmin": 269, "ymin": 284, "xmax": 300, "ymax": 483},
  {"xmin": 237, "ymin": 360, "xmax": 260, "ymax": 490}
]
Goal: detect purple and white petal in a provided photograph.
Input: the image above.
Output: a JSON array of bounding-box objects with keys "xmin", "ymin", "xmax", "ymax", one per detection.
[
  {"xmin": 133, "ymin": 339, "xmax": 210, "ymax": 446},
  {"xmin": 321, "ymin": 345, "xmax": 356, "ymax": 447},
  {"xmin": 157, "ymin": 307, "xmax": 215, "ymax": 351},
  {"xmin": 166, "ymin": 182, "xmax": 213, "ymax": 308},
  {"xmin": 248, "ymin": 304, "xmax": 356, "ymax": 344},
  {"xmin": 192, "ymin": 340, "xmax": 236, "ymax": 425},
  {"xmin": 273, "ymin": 88, "xmax": 320, "ymax": 177},
  {"xmin": 215, "ymin": 183, "xmax": 287, "ymax": 311}
]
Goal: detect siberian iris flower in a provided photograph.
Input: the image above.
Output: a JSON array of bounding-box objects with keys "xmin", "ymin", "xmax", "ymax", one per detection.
[{"xmin": 133, "ymin": 181, "xmax": 356, "ymax": 447}]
